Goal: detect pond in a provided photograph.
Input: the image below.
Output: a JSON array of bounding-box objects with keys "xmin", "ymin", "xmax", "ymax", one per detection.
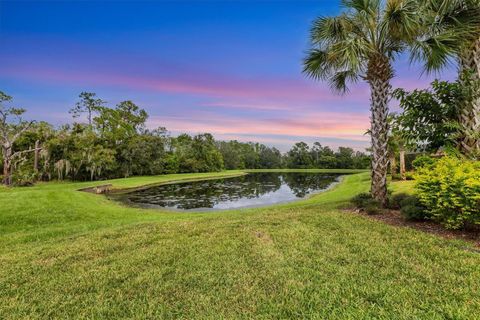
[{"xmin": 112, "ymin": 172, "xmax": 343, "ymax": 211}]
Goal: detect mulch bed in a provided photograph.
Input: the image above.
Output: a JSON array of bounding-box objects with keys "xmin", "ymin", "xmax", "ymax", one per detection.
[{"xmin": 347, "ymin": 208, "xmax": 480, "ymax": 248}]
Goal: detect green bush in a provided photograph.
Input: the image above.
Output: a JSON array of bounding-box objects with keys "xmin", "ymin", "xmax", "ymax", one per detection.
[
  {"xmin": 415, "ymin": 157, "xmax": 480, "ymax": 229},
  {"xmin": 391, "ymin": 173, "xmax": 402, "ymax": 181},
  {"xmin": 12, "ymin": 171, "xmax": 37, "ymax": 187},
  {"xmin": 405, "ymin": 172, "xmax": 415, "ymax": 180},
  {"xmin": 388, "ymin": 193, "xmax": 427, "ymax": 220},
  {"xmin": 412, "ymin": 155, "xmax": 436, "ymax": 170},
  {"xmin": 388, "ymin": 192, "xmax": 409, "ymax": 210},
  {"xmin": 351, "ymin": 193, "xmax": 381, "ymax": 214},
  {"xmin": 351, "ymin": 193, "xmax": 373, "ymax": 208},
  {"xmin": 364, "ymin": 199, "xmax": 381, "ymax": 215},
  {"xmin": 399, "ymin": 195, "xmax": 427, "ymax": 221}
]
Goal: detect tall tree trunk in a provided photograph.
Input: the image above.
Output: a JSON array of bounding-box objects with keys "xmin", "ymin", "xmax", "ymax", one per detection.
[
  {"xmin": 458, "ymin": 38, "xmax": 480, "ymax": 157},
  {"xmin": 2, "ymin": 145, "xmax": 12, "ymax": 186},
  {"xmin": 87, "ymin": 107, "xmax": 92, "ymax": 126},
  {"xmin": 367, "ymin": 57, "xmax": 392, "ymax": 206},
  {"xmin": 399, "ymin": 148, "xmax": 406, "ymax": 181},
  {"xmin": 33, "ymin": 140, "xmax": 40, "ymax": 175},
  {"xmin": 389, "ymin": 154, "xmax": 396, "ymax": 177}
]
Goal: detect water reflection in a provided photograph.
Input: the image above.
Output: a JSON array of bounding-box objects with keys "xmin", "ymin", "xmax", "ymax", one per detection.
[{"xmin": 114, "ymin": 173, "xmax": 341, "ymax": 211}]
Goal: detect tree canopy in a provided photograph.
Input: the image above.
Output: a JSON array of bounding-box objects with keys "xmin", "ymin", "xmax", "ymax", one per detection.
[{"xmin": 0, "ymin": 91, "xmax": 371, "ymax": 185}]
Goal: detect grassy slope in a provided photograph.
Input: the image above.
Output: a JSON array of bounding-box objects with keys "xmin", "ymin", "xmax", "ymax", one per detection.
[{"xmin": 0, "ymin": 170, "xmax": 479, "ymax": 319}]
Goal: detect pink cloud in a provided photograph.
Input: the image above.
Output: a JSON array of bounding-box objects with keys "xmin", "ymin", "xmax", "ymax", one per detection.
[
  {"xmin": 3, "ymin": 63, "xmax": 370, "ymax": 106},
  {"xmin": 200, "ymin": 101, "xmax": 294, "ymax": 111},
  {"xmin": 2, "ymin": 50, "xmax": 374, "ymax": 151},
  {"xmin": 147, "ymin": 111, "xmax": 370, "ymax": 141},
  {"xmin": 210, "ymin": 133, "xmax": 370, "ymax": 151}
]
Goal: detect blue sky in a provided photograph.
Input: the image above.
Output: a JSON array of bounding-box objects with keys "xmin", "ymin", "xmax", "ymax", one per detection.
[{"xmin": 0, "ymin": 0, "xmax": 454, "ymax": 151}]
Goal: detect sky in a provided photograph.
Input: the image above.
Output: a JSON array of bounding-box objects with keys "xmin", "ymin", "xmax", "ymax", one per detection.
[{"xmin": 0, "ymin": 0, "xmax": 455, "ymax": 152}]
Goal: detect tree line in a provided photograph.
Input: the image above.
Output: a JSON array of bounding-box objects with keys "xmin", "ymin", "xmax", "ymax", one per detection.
[{"xmin": 0, "ymin": 91, "xmax": 371, "ymax": 186}]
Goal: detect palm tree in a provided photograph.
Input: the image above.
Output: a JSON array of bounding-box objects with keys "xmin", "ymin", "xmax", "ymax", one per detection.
[
  {"xmin": 412, "ymin": 0, "xmax": 480, "ymax": 157},
  {"xmin": 457, "ymin": 1, "xmax": 480, "ymax": 157},
  {"xmin": 303, "ymin": 0, "xmax": 421, "ymax": 206}
]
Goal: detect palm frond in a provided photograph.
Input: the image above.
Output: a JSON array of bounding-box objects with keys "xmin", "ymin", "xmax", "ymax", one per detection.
[
  {"xmin": 383, "ymin": 0, "xmax": 420, "ymax": 41},
  {"xmin": 410, "ymin": 31, "xmax": 459, "ymax": 73},
  {"xmin": 331, "ymin": 38, "xmax": 369, "ymax": 69},
  {"xmin": 329, "ymin": 70, "xmax": 360, "ymax": 94},
  {"xmin": 311, "ymin": 15, "xmax": 353, "ymax": 45},
  {"xmin": 342, "ymin": 0, "xmax": 380, "ymax": 15},
  {"xmin": 303, "ymin": 35, "xmax": 368, "ymax": 82},
  {"xmin": 421, "ymin": 0, "xmax": 480, "ymax": 47},
  {"xmin": 302, "ymin": 49, "xmax": 332, "ymax": 81}
]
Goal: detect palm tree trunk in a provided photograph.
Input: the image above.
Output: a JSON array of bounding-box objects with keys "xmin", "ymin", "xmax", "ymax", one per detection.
[
  {"xmin": 458, "ymin": 38, "xmax": 480, "ymax": 157},
  {"xmin": 368, "ymin": 76, "xmax": 391, "ymax": 206},
  {"xmin": 399, "ymin": 148, "xmax": 406, "ymax": 181}
]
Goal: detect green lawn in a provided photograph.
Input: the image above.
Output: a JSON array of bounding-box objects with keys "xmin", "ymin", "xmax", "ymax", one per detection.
[{"xmin": 1, "ymin": 170, "xmax": 479, "ymax": 319}]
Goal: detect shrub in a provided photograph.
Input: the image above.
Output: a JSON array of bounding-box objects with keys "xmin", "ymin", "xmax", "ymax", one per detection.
[
  {"xmin": 351, "ymin": 193, "xmax": 373, "ymax": 208},
  {"xmin": 364, "ymin": 199, "xmax": 381, "ymax": 215},
  {"xmin": 399, "ymin": 195, "xmax": 427, "ymax": 221},
  {"xmin": 12, "ymin": 171, "xmax": 36, "ymax": 187},
  {"xmin": 351, "ymin": 193, "xmax": 381, "ymax": 215},
  {"xmin": 415, "ymin": 157, "xmax": 480, "ymax": 229},
  {"xmin": 388, "ymin": 192, "xmax": 409, "ymax": 210},
  {"xmin": 391, "ymin": 173, "xmax": 402, "ymax": 181},
  {"xmin": 412, "ymin": 155, "xmax": 436, "ymax": 170},
  {"xmin": 405, "ymin": 172, "xmax": 415, "ymax": 180}
]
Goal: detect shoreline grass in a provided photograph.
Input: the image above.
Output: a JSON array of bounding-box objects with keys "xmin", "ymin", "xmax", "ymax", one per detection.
[{"xmin": 1, "ymin": 170, "xmax": 479, "ymax": 318}]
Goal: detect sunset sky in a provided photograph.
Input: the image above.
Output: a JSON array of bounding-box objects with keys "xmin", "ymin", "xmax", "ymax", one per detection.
[{"xmin": 0, "ymin": 0, "xmax": 455, "ymax": 151}]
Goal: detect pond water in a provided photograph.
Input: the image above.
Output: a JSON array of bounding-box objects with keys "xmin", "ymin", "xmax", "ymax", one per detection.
[{"xmin": 113, "ymin": 172, "xmax": 343, "ymax": 211}]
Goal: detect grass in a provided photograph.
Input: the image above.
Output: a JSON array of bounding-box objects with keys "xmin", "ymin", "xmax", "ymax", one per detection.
[{"xmin": 1, "ymin": 170, "xmax": 479, "ymax": 319}]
